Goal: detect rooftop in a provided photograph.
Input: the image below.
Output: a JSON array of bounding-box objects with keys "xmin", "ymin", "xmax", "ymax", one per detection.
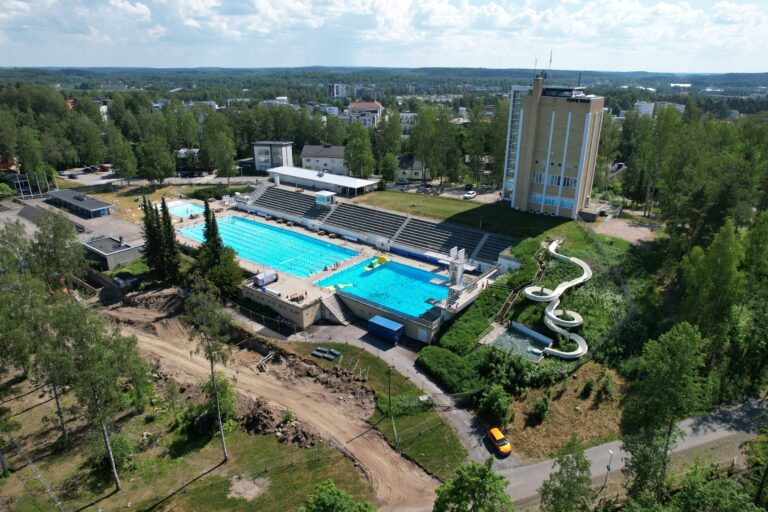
[
  {"xmin": 300, "ymin": 144, "xmax": 345, "ymax": 159},
  {"xmin": 47, "ymin": 189, "xmax": 112, "ymax": 211},
  {"xmin": 268, "ymin": 166, "xmax": 378, "ymax": 189},
  {"xmin": 252, "ymin": 141, "xmax": 293, "ymax": 146},
  {"xmin": 83, "ymin": 235, "xmax": 140, "ymax": 256},
  {"xmin": 350, "ymin": 101, "xmax": 383, "ymax": 109}
]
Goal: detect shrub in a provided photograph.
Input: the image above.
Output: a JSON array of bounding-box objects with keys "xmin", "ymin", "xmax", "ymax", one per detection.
[
  {"xmin": 283, "ymin": 409, "xmax": 294, "ymax": 423},
  {"xmin": 416, "ymin": 346, "xmax": 485, "ymax": 393},
  {"xmin": 477, "ymin": 384, "xmax": 512, "ymax": 425},
  {"xmin": 90, "ymin": 432, "xmax": 135, "ymax": 473},
  {"xmin": 599, "ymin": 373, "xmax": 616, "ymax": 401},
  {"xmin": 527, "ymin": 395, "xmax": 551, "ymax": 425},
  {"xmin": 438, "ymin": 284, "xmax": 510, "ymax": 355},
  {"xmin": 186, "ymin": 185, "xmax": 253, "ymax": 201},
  {"xmin": 580, "ymin": 378, "xmax": 595, "ymax": 399}
]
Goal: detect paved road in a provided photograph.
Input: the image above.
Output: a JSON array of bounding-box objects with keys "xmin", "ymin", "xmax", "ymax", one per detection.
[
  {"xmin": 498, "ymin": 399, "xmax": 765, "ymax": 507},
  {"xmin": 229, "ymin": 313, "xmax": 765, "ymax": 508}
]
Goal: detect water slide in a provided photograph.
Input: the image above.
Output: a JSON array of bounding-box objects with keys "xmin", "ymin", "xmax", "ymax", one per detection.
[{"xmin": 522, "ymin": 240, "xmax": 592, "ymax": 359}]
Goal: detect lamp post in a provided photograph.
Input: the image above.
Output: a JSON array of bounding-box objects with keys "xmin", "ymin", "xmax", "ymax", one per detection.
[{"xmin": 604, "ymin": 449, "xmax": 614, "ymax": 487}]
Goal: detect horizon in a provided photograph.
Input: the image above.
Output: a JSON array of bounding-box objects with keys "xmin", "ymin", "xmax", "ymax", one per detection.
[{"xmin": 2, "ymin": 0, "xmax": 768, "ymax": 73}]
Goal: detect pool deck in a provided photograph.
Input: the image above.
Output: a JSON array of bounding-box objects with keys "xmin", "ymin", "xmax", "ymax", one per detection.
[{"xmin": 175, "ymin": 210, "xmax": 451, "ymax": 308}]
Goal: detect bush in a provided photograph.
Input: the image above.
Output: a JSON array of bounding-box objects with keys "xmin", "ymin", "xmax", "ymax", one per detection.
[
  {"xmin": 477, "ymin": 384, "xmax": 511, "ymax": 425},
  {"xmin": 527, "ymin": 395, "xmax": 551, "ymax": 425},
  {"xmin": 438, "ymin": 284, "xmax": 510, "ymax": 355},
  {"xmin": 90, "ymin": 432, "xmax": 135, "ymax": 473},
  {"xmin": 580, "ymin": 378, "xmax": 595, "ymax": 399},
  {"xmin": 599, "ymin": 373, "xmax": 616, "ymax": 401},
  {"xmin": 416, "ymin": 346, "xmax": 486, "ymax": 393},
  {"xmin": 186, "ymin": 185, "xmax": 253, "ymax": 201}
]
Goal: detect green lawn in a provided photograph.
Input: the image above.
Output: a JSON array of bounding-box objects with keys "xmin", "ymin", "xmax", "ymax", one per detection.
[
  {"xmin": 285, "ymin": 342, "xmax": 468, "ymax": 480},
  {"xmin": 353, "ymin": 191, "xmax": 569, "ymax": 238}
]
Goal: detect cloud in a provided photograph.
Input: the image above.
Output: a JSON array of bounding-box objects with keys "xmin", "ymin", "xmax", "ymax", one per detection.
[
  {"xmin": 0, "ymin": 0, "xmax": 766, "ymax": 72},
  {"xmin": 109, "ymin": 0, "xmax": 152, "ymax": 21}
]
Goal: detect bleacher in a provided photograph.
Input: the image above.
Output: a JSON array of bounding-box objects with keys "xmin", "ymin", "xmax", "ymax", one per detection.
[
  {"xmin": 393, "ymin": 218, "xmax": 485, "ymax": 255},
  {"xmin": 474, "ymin": 235, "xmax": 514, "ymax": 262},
  {"xmin": 323, "ymin": 203, "xmax": 407, "ymax": 239},
  {"xmin": 250, "ymin": 187, "xmax": 329, "ymax": 220}
]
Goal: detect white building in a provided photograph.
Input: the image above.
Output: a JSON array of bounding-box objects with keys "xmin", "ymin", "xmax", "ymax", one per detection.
[
  {"xmin": 252, "ymin": 141, "xmax": 294, "ymax": 172},
  {"xmin": 398, "ymin": 156, "xmax": 429, "ymax": 181},
  {"xmin": 340, "ymin": 101, "xmax": 384, "ymax": 127},
  {"xmin": 301, "ymin": 145, "xmax": 347, "ymax": 175},
  {"xmin": 268, "ymin": 166, "xmax": 378, "ymax": 196},
  {"xmin": 656, "ymin": 101, "xmax": 686, "ymax": 114},
  {"xmin": 329, "ymin": 83, "xmax": 348, "ymax": 98},
  {"xmin": 634, "ymin": 101, "xmax": 655, "ymax": 117}
]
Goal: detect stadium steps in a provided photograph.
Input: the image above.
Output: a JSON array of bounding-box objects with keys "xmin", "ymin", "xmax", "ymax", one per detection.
[
  {"xmin": 323, "ymin": 203, "xmax": 407, "ymax": 239},
  {"xmin": 321, "ymin": 294, "xmax": 357, "ymax": 325},
  {"xmin": 474, "ymin": 235, "xmax": 515, "ymax": 263},
  {"xmin": 393, "ymin": 218, "xmax": 485, "ymax": 255}
]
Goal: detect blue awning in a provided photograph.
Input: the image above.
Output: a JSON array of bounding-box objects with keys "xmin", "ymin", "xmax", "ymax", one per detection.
[{"xmin": 369, "ymin": 315, "xmax": 404, "ymax": 332}]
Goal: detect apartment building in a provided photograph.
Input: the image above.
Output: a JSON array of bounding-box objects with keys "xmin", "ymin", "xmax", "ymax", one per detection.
[
  {"xmin": 300, "ymin": 144, "xmax": 347, "ymax": 174},
  {"xmin": 340, "ymin": 101, "xmax": 384, "ymax": 128},
  {"xmin": 502, "ymin": 75, "xmax": 605, "ymax": 218}
]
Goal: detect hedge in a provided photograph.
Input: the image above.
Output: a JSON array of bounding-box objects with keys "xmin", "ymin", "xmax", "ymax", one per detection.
[
  {"xmin": 186, "ymin": 185, "xmax": 253, "ymax": 201},
  {"xmin": 416, "ymin": 346, "xmax": 487, "ymax": 394}
]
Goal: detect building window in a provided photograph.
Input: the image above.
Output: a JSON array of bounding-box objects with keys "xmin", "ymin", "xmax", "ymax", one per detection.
[
  {"xmin": 545, "ymin": 197, "xmax": 557, "ymax": 207},
  {"xmin": 530, "ymin": 194, "xmax": 543, "ymax": 204},
  {"xmin": 560, "ymin": 199, "xmax": 574, "ymax": 210},
  {"xmin": 532, "ymin": 173, "xmax": 544, "ymax": 185},
  {"xmin": 548, "ymin": 175, "xmax": 561, "ymax": 187},
  {"xmin": 563, "ymin": 177, "xmax": 578, "ymax": 188}
]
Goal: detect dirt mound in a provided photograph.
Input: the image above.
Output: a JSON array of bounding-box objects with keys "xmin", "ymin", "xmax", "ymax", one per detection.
[
  {"xmin": 228, "ymin": 475, "xmax": 269, "ymax": 501},
  {"xmin": 151, "ymin": 317, "xmax": 188, "ymax": 343},
  {"xmin": 124, "ymin": 288, "xmax": 183, "ymax": 314},
  {"xmin": 239, "ymin": 396, "xmax": 321, "ymax": 449}
]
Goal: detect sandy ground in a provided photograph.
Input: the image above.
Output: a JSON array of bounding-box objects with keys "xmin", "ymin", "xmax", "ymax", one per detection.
[
  {"xmin": 591, "ymin": 216, "xmax": 661, "ymax": 244},
  {"xmin": 118, "ymin": 313, "xmax": 437, "ymax": 512}
]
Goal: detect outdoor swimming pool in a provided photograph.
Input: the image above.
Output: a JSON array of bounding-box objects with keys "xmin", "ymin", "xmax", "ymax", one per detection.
[
  {"xmin": 166, "ymin": 200, "xmax": 205, "ymax": 219},
  {"xmin": 317, "ymin": 258, "xmax": 449, "ymax": 318},
  {"xmin": 178, "ymin": 215, "xmax": 358, "ymax": 278}
]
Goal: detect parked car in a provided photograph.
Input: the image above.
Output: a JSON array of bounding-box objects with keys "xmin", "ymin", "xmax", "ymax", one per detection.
[
  {"xmin": 67, "ymin": 173, "xmax": 79, "ymax": 179},
  {"xmin": 463, "ymin": 190, "xmax": 477, "ymax": 200},
  {"xmin": 396, "ymin": 178, "xmax": 409, "ymax": 185},
  {"xmin": 487, "ymin": 427, "xmax": 512, "ymax": 456},
  {"xmin": 464, "ymin": 183, "xmax": 474, "ymax": 191}
]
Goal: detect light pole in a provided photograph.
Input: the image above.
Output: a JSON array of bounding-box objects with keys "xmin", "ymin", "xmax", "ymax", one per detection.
[{"xmin": 604, "ymin": 449, "xmax": 614, "ymax": 487}]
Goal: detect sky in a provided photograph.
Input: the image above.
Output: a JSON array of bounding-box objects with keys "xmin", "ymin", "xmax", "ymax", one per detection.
[{"xmin": 1, "ymin": 0, "xmax": 767, "ymax": 73}]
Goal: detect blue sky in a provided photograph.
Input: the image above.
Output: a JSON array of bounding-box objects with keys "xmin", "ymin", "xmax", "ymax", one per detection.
[{"xmin": 1, "ymin": 0, "xmax": 767, "ymax": 73}]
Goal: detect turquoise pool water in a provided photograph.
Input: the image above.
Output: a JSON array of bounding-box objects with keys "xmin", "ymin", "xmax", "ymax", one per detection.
[
  {"xmin": 317, "ymin": 259, "xmax": 449, "ymax": 317},
  {"xmin": 178, "ymin": 216, "xmax": 358, "ymax": 278},
  {"xmin": 167, "ymin": 201, "xmax": 205, "ymax": 219},
  {"xmin": 492, "ymin": 326, "xmax": 547, "ymax": 362}
]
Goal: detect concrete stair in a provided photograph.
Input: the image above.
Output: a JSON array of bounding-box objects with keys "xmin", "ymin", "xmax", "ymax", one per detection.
[{"xmin": 321, "ymin": 294, "xmax": 357, "ymax": 325}]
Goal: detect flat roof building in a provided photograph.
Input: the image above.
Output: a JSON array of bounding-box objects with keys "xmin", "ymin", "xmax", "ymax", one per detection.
[
  {"xmin": 502, "ymin": 75, "xmax": 605, "ymax": 218},
  {"xmin": 83, "ymin": 235, "xmax": 143, "ymax": 270},
  {"xmin": 252, "ymin": 141, "xmax": 294, "ymax": 172},
  {"xmin": 46, "ymin": 189, "xmax": 113, "ymax": 218},
  {"xmin": 268, "ymin": 166, "xmax": 378, "ymax": 196}
]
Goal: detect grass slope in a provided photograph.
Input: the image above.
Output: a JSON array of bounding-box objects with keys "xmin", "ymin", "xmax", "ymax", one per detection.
[{"xmin": 285, "ymin": 342, "xmax": 468, "ymax": 480}]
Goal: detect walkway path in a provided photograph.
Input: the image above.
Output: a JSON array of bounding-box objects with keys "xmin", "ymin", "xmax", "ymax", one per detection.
[
  {"xmin": 497, "ymin": 399, "xmax": 765, "ymax": 508},
  {"xmin": 523, "ymin": 239, "xmax": 592, "ymax": 359}
]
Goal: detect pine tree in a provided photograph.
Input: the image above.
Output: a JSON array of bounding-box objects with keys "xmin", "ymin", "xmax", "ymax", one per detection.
[
  {"xmin": 141, "ymin": 196, "xmax": 162, "ymax": 273},
  {"xmin": 201, "ymin": 200, "xmax": 223, "ymax": 266},
  {"xmin": 159, "ymin": 197, "xmax": 181, "ymax": 283}
]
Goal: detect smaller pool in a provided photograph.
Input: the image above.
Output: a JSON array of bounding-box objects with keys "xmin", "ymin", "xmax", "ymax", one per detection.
[
  {"xmin": 166, "ymin": 200, "xmax": 205, "ymax": 219},
  {"xmin": 317, "ymin": 258, "xmax": 449, "ymax": 318},
  {"xmin": 492, "ymin": 324, "xmax": 550, "ymax": 362}
]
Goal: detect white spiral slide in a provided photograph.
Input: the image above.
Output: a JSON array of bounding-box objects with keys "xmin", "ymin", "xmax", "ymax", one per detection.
[{"xmin": 522, "ymin": 240, "xmax": 592, "ymax": 359}]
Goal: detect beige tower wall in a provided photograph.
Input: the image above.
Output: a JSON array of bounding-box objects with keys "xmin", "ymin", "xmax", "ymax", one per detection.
[{"xmin": 508, "ymin": 78, "xmax": 604, "ymax": 218}]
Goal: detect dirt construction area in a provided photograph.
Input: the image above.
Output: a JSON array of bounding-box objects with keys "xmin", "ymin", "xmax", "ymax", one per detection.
[{"xmin": 105, "ymin": 289, "xmax": 437, "ymax": 511}]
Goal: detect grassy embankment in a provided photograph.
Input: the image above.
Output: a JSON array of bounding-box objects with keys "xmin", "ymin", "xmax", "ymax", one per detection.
[
  {"xmin": 285, "ymin": 342, "xmax": 468, "ymax": 481},
  {"xmin": 0, "ymin": 375, "xmax": 371, "ymax": 512},
  {"xmin": 353, "ymin": 192, "xmax": 663, "ymax": 458}
]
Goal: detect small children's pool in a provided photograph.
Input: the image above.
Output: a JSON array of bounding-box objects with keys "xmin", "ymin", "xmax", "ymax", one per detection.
[
  {"xmin": 317, "ymin": 258, "xmax": 449, "ymax": 318},
  {"xmin": 166, "ymin": 200, "xmax": 205, "ymax": 219},
  {"xmin": 178, "ymin": 215, "xmax": 357, "ymax": 278},
  {"xmin": 492, "ymin": 323, "xmax": 551, "ymax": 362}
]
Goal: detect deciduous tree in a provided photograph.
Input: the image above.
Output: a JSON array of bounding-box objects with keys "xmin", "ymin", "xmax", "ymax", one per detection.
[
  {"xmin": 300, "ymin": 480, "xmax": 377, "ymax": 512},
  {"xmin": 433, "ymin": 458, "xmax": 515, "ymax": 512},
  {"xmin": 539, "ymin": 437, "xmax": 592, "ymax": 512}
]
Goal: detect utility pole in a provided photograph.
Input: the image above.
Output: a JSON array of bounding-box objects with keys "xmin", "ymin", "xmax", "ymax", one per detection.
[{"xmin": 388, "ymin": 365, "xmax": 400, "ymax": 451}]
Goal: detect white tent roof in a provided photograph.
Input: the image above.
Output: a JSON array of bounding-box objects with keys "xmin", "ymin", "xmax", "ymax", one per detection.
[{"xmin": 268, "ymin": 166, "xmax": 378, "ymax": 189}]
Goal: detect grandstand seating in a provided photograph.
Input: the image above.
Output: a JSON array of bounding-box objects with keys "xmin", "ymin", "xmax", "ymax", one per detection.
[
  {"xmin": 251, "ymin": 187, "xmax": 329, "ymax": 220},
  {"xmin": 474, "ymin": 235, "xmax": 514, "ymax": 262},
  {"xmin": 323, "ymin": 203, "xmax": 407, "ymax": 239},
  {"xmin": 393, "ymin": 218, "xmax": 485, "ymax": 255}
]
